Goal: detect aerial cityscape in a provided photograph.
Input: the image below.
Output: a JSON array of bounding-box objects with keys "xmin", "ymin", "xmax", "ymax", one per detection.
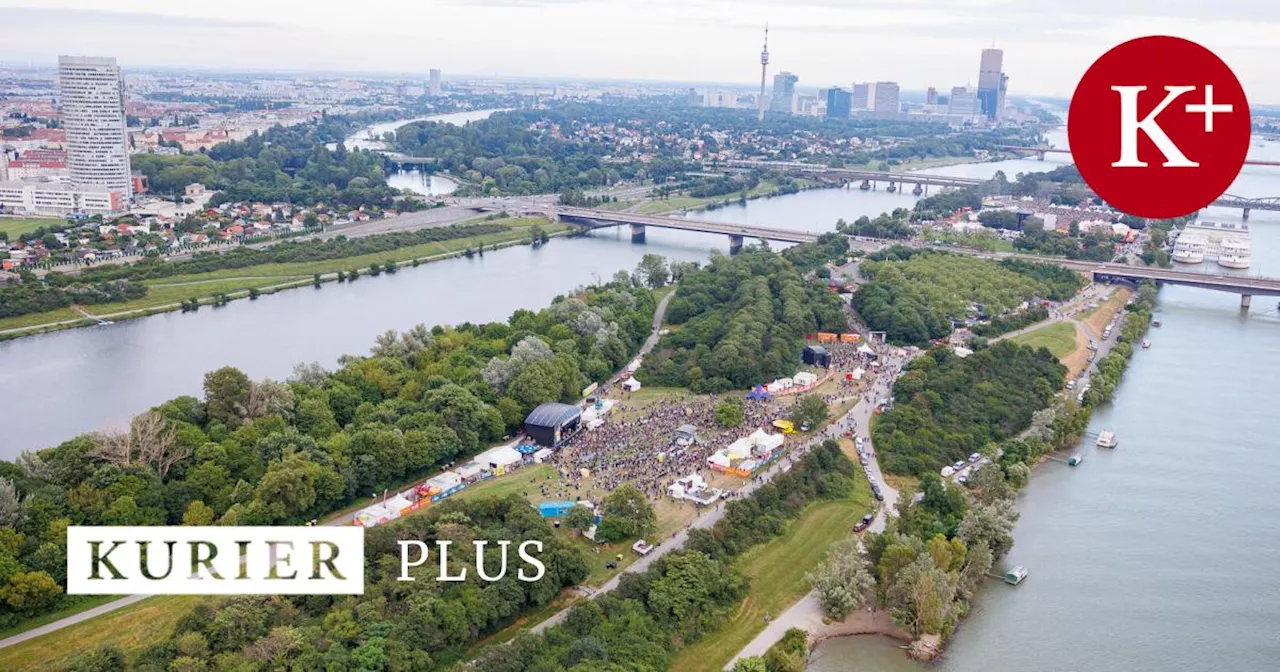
[{"xmin": 0, "ymin": 1, "xmax": 1278, "ymax": 671}]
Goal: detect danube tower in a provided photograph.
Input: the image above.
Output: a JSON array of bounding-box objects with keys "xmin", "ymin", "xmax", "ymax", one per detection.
[{"xmin": 757, "ymin": 25, "xmax": 769, "ymax": 122}]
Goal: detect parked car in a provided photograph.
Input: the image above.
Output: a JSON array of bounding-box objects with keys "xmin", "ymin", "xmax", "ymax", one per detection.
[
  {"xmin": 952, "ymin": 461, "xmax": 966, "ymax": 471},
  {"xmin": 854, "ymin": 514, "xmax": 874, "ymax": 532},
  {"xmin": 969, "ymin": 453, "xmax": 981, "ymax": 462}
]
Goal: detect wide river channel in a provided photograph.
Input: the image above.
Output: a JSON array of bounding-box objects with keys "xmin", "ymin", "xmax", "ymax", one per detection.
[{"xmin": 1, "ymin": 123, "xmax": 1278, "ymax": 672}]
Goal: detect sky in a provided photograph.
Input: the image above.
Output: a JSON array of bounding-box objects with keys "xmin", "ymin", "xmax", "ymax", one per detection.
[{"xmin": 2, "ymin": 0, "xmax": 1280, "ymax": 102}]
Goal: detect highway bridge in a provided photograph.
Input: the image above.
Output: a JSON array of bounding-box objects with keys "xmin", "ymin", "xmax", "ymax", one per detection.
[
  {"xmin": 956, "ymin": 249, "xmax": 1280, "ymax": 308},
  {"xmin": 995, "ymin": 145, "xmax": 1280, "ymax": 167},
  {"xmin": 553, "ymin": 206, "xmax": 819, "ymax": 251},
  {"xmin": 720, "ymin": 160, "xmax": 985, "ymax": 193}
]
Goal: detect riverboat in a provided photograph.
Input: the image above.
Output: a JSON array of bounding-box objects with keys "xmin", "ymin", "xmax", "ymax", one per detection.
[
  {"xmin": 1068, "ymin": 453, "xmax": 1084, "ymax": 466},
  {"xmin": 1096, "ymin": 430, "xmax": 1118, "ymax": 448},
  {"xmin": 1004, "ymin": 566, "xmax": 1029, "ymax": 585}
]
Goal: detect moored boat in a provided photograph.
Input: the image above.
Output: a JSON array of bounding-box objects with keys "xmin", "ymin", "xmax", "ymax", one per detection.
[{"xmin": 1097, "ymin": 430, "xmax": 1118, "ymax": 448}]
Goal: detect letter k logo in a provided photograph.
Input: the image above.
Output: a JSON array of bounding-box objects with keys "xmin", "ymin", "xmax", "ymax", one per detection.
[{"xmin": 1110, "ymin": 86, "xmax": 1199, "ymax": 168}]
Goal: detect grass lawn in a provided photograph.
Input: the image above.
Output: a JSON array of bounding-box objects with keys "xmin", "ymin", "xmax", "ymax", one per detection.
[
  {"xmin": 0, "ymin": 216, "xmax": 65, "ymax": 239},
  {"xmin": 1082, "ymin": 287, "xmax": 1132, "ymax": 336},
  {"xmin": 636, "ymin": 197, "xmax": 709, "ymax": 215},
  {"xmin": 596, "ymin": 200, "xmax": 636, "ymax": 211},
  {"xmin": 667, "ymin": 466, "xmax": 875, "ymax": 672},
  {"xmin": 0, "ymin": 595, "xmax": 204, "ymax": 671},
  {"xmin": 1011, "ymin": 321, "xmax": 1079, "ymax": 359}
]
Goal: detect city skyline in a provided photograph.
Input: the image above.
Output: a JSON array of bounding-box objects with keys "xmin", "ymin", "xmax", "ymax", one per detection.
[{"xmin": 2, "ymin": 1, "xmax": 1280, "ymax": 102}]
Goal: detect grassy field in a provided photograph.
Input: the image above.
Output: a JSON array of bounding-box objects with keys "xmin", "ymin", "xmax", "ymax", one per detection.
[
  {"xmin": 0, "ymin": 216, "xmax": 63, "ymax": 239},
  {"xmin": 0, "ymin": 595, "xmax": 122, "ymax": 640},
  {"xmin": 667, "ymin": 466, "xmax": 875, "ymax": 672},
  {"xmin": 0, "ymin": 218, "xmax": 565, "ymax": 334},
  {"xmin": 1083, "ymin": 287, "xmax": 1132, "ymax": 336},
  {"xmin": 637, "ymin": 196, "xmax": 710, "ymax": 215},
  {"xmin": 1011, "ymin": 321, "xmax": 1079, "ymax": 359},
  {"xmin": 0, "ymin": 595, "xmax": 204, "ymax": 670}
]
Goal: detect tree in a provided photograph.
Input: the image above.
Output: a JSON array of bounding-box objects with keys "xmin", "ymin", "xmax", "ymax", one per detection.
[
  {"xmin": 789, "ymin": 394, "xmax": 829, "ymax": 430},
  {"xmin": 714, "ymin": 398, "xmax": 744, "ymax": 428},
  {"xmin": 956, "ymin": 499, "xmax": 1019, "ymax": 558},
  {"xmin": 808, "ymin": 539, "xmax": 876, "ymax": 620},
  {"xmin": 564, "ymin": 505, "xmax": 595, "ymax": 533},
  {"xmin": 183, "ymin": 500, "xmax": 216, "ymax": 526},
  {"xmin": 204, "ymin": 366, "xmax": 253, "ymax": 427},
  {"xmin": 731, "ymin": 656, "xmax": 767, "ymax": 672},
  {"xmin": 885, "ymin": 555, "xmax": 956, "ymax": 636},
  {"xmin": 1, "ymin": 570, "xmax": 63, "ymax": 614},
  {"xmin": 0, "ymin": 477, "xmax": 26, "ymax": 528},
  {"xmin": 64, "ymin": 646, "xmax": 127, "ymax": 672},
  {"xmin": 599, "ymin": 483, "xmax": 655, "ymax": 540},
  {"xmin": 635, "ymin": 254, "xmax": 670, "ymax": 288}
]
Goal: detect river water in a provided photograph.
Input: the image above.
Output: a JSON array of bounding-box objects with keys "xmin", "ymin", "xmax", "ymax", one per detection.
[
  {"xmin": 808, "ymin": 138, "xmax": 1280, "ymax": 671},
  {"xmin": 2, "ymin": 122, "xmax": 1279, "ymax": 672},
  {"xmin": 344, "ymin": 109, "xmax": 501, "ymax": 197}
]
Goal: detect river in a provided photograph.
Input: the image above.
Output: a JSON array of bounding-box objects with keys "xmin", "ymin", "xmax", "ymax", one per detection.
[
  {"xmin": 342, "ymin": 109, "xmax": 501, "ymax": 197},
  {"xmin": 808, "ymin": 138, "xmax": 1280, "ymax": 671},
  {"xmin": 3, "ymin": 124, "xmax": 1279, "ymax": 672}
]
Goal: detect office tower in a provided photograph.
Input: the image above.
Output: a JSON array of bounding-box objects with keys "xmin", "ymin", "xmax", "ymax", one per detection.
[
  {"xmin": 948, "ymin": 86, "xmax": 978, "ymax": 118},
  {"xmin": 429, "ymin": 69, "xmax": 442, "ymax": 96},
  {"xmin": 770, "ymin": 72, "xmax": 799, "ymax": 114},
  {"xmin": 58, "ymin": 55, "xmax": 132, "ymax": 199},
  {"xmin": 872, "ymin": 81, "xmax": 900, "ymax": 119},
  {"xmin": 826, "ymin": 87, "xmax": 851, "ymax": 119},
  {"xmin": 997, "ymin": 73, "xmax": 1009, "ymax": 119},
  {"xmin": 977, "ymin": 48, "xmax": 1003, "ymax": 120},
  {"xmin": 851, "ymin": 82, "xmax": 870, "ymax": 111},
  {"xmin": 926, "ymin": 87, "xmax": 938, "ymax": 105},
  {"xmin": 757, "ymin": 25, "xmax": 769, "ymax": 121}
]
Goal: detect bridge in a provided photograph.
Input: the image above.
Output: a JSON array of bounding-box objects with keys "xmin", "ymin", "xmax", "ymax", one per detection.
[
  {"xmin": 959, "ymin": 250, "xmax": 1280, "ymax": 308},
  {"xmin": 998, "ymin": 142, "xmax": 1280, "ymax": 165},
  {"xmin": 719, "ymin": 160, "xmax": 985, "ymax": 194},
  {"xmin": 381, "ymin": 154, "xmax": 439, "ymax": 167},
  {"xmin": 552, "ymin": 206, "xmax": 819, "ymax": 251}
]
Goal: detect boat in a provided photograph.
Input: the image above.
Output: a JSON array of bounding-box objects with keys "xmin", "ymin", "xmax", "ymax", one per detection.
[
  {"xmin": 1096, "ymin": 430, "xmax": 1118, "ymax": 448},
  {"xmin": 1004, "ymin": 566, "xmax": 1029, "ymax": 585},
  {"xmin": 1216, "ymin": 239, "xmax": 1251, "ymax": 269},
  {"xmin": 1068, "ymin": 453, "xmax": 1084, "ymax": 466},
  {"xmin": 96, "ymin": 319, "xmax": 114, "ymax": 326},
  {"xmin": 1152, "ymin": 320, "xmax": 1162, "ymax": 328},
  {"xmin": 1142, "ymin": 340, "xmax": 1151, "ymax": 349}
]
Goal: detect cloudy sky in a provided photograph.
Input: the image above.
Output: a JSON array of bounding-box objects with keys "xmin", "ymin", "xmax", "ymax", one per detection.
[{"xmin": 2, "ymin": 0, "xmax": 1279, "ymax": 101}]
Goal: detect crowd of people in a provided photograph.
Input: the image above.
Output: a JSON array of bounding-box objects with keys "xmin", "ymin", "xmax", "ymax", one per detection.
[{"xmin": 550, "ymin": 391, "xmax": 788, "ymax": 501}]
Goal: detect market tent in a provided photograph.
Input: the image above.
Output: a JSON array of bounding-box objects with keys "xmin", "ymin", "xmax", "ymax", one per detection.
[
  {"xmin": 456, "ymin": 462, "xmax": 485, "ymax": 481},
  {"xmin": 857, "ymin": 343, "xmax": 876, "ymax": 357},
  {"xmin": 481, "ymin": 445, "xmax": 523, "ymax": 469},
  {"xmin": 426, "ymin": 471, "xmax": 463, "ymax": 491},
  {"xmin": 707, "ymin": 451, "xmax": 731, "ymax": 468},
  {"xmin": 793, "ymin": 371, "xmax": 818, "ymax": 387},
  {"xmin": 622, "ymin": 378, "xmax": 642, "ymax": 392}
]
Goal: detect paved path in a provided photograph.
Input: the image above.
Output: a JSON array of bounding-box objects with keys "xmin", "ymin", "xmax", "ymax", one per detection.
[{"xmin": 727, "ymin": 348, "xmax": 907, "ymax": 668}]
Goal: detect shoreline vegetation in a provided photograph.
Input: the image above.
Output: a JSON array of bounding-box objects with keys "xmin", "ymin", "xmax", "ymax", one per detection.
[{"xmin": 0, "ymin": 217, "xmax": 566, "ymax": 340}]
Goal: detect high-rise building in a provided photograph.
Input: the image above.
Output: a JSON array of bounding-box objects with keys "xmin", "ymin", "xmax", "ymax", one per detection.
[
  {"xmin": 997, "ymin": 73, "xmax": 1009, "ymax": 119},
  {"xmin": 851, "ymin": 82, "xmax": 870, "ymax": 111},
  {"xmin": 872, "ymin": 81, "xmax": 900, "ymax": 119},
  {"xmin": 948, "ymin": 86, "xmax": 979, "ymax": 119},
  {"xmin": 926, "ymin": 87, "xmax": 938, "ymax": 105},
  {"xmin": 977, "ymin": 48, "xmax": 1003, "ymax": 120},
  {"xmin": 770, "ymin": 72, "xmax": 799, "ymax": 115},
  {"xmin": 58, "ymin": 55, "xmax": 131, "ymax": 200},
  {"xmin": 428, "ymin": 69, "xmax": 442, "ymax": 96},
  {"xmin": 826, "ymin": 87, "xmax": 851, "ymax": 119}
]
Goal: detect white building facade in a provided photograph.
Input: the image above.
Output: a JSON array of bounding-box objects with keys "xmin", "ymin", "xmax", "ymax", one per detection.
[
  {"xmin": 58, "ymin": 55, "xmax": 133, "ymax": 200},
  {"xmin": 0, "ymin": 180, "xmax": 124, "ymax": 217}
]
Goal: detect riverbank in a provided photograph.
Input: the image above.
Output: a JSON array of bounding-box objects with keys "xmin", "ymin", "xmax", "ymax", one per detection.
[{"xmin": 0, "ymin": 217, "xmax": 567, "ymax": 341}]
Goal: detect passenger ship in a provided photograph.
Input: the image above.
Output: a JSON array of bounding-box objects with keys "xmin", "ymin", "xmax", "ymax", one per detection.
[
  {"xmin": 1171, "ymin": 234, "xmax": 1205, "ymax": 264},
  {"xmin": 1217, "ymin": 239, "xmax": 1252, "ymax": 269}
]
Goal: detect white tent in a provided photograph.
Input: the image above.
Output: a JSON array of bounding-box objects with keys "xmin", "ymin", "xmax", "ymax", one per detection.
[
  {"xmin": 757, "ymin": 432, "xmax": 784, "ymax": 453},
  {"xmin": 456, "ymin": 462, "xmax": 485, "ymax": 481},
  {"xmin": 708, "ymin": 451, "xmax": 732, "ymax": 468},
  {"xmin": 385, "ymin": 493, "xmax": 415, "ymax": 513},
  {"xmin": 726, "ymin": 438, "xmax": 753, "ymax": 460},
  {"xmin": 426, "ymin": 471, "xmax": 464, "ymax": 491},
  {"xmin": 483, "ymin": 446, "xmax": 523, "ymax": 469},
  {"xmin": 533, "ymin": 448, "xmax": 555, "ymax": 463},
  {"xmin": 858, "ymin": 343, "xmax": 876, "ymax": 356},
  {"xmin": 851, "ymin": 367, "xmax": 866, "ymax": 381},
  {"xmin": 622, "ymin": 378, "xmax": 642, "ymax": 392},
  {"xmin": 793, "ymin": 371, "xmax": 818, "ymax": 387}
]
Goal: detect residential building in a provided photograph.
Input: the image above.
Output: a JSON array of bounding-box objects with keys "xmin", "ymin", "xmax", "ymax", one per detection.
[
  {"xmin": 58, "ymin": 55, "xmax": 132, "ymax": 199},
  {"xmin": 429, "ymin": 69, "xmax": 442, "ymax": 96},
  {"xmin": 826, "ymin": 87, "xmax": 852, "ymax": 119},
  {"xmin": 770, "ymin": 72, "xmax": 799, "ymax": 115},
  {"xmin": 926, "ymin": 87, "xmax": 938, "ymax": 105},
  {"xmin": 0, "ymin": 179, "xmax": 125, "ymax": 216},
  {"xmin": 872, "ymin": 81, "xmax": 900, "ymax": 119},
  {"xmin": 977, "ymin": 48, "xmax": 1004, "ymax": 120},
  {"xmin": 851, "ymin": 82, "xmax": 870, "ymax": 111}
]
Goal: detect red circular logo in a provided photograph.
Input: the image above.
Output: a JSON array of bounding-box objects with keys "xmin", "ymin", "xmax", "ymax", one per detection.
[{"xmin": 1068, "ymin": 36, "xmax": 1250, "ymax": 219}]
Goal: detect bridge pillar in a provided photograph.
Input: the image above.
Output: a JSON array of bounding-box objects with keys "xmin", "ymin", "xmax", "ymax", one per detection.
[
  {"xmin": 630, "ymin": 223, "xmax": 646, "ymax": 243},
  {"xmin": 1037, "ymin": 151, "xmax": 1046, "ymax": 161},
  {"xmin": 728, "ymin": 234, "xmax": 744, "ymax": 255},
  {"xmin": 912, "ymin": 183, "xmax": 924, "ymax": 196},
  {"xmin": 859, "ymin": 180, "xmax": 871, "ymax": 191},
  {"xmin": 1242, "ymin": 207, "xmax": 1250, "ymax": 221},
  {"xmin": 1241, "ymin": 294, "xmax": 1252, "ymax": 310}
]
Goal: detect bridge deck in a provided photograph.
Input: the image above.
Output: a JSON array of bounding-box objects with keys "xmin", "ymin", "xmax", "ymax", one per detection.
[{"xmin": 555, "ymin": 206, "xmax": 820, "ymax": 244}]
